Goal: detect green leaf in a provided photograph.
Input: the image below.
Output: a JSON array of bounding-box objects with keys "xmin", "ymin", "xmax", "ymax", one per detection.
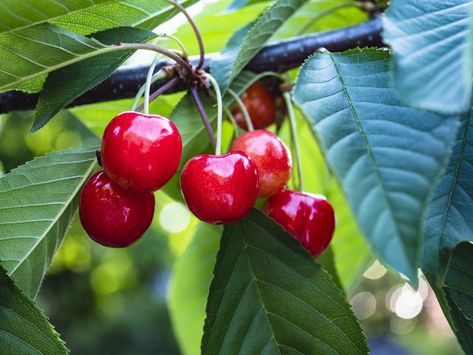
[
  {"xmin": 293, "ymin": 48, "xmax": 459, "ymax": 282},
  {"xmin": 443, "ymin": 242, "xmax": 473, "ymax": 353},
  {"xmin": 168, "ymin": 223, "xmax": 220, "ymax": 355},
  {"xmin": 50, "ymin": 0, "xmax": 197, "ymax": 35},
  {"xmin": 423, "ymin": 106, "xmax": 473, "ymax": 281},
  {"xmin": 33, "ymin": 27, "xmax": 156, "ymax": 131},
  {"xmin": 212, "ymin": 0, "xmax": 309, "ymax": 92},
  {"xmin": 0, "ymin": 23, "xmax": 108, "ymax": 93},
  {"xmin": 383, "ymin": 1, "xmax": 473, "ymax": 115},
  {"xmin": 202, "ymin": 209, "xmax": 368, "ymax": 354},
  {"xmin": 0, "ymin": 146, "xmax": 97, "ymax": 298},
  {"xmin": 0, "ymin": 0, "xmax": 112, "ymax": 34},
  {"xmin": 164, "ymin": 71, "xmax": 267, "ymax": 200},
  {"xmin": 0, "ymin": 266, "xmax": 68, "ymax": 354}
]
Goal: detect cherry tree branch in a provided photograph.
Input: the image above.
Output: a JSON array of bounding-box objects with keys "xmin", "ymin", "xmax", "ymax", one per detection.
[{"xmin": 0, "ymin": 18, "xmax": 383, "ymax": 114}]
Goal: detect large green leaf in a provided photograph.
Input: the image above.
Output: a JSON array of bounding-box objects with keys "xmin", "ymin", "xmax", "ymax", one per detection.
[
  {"xmin": 33, "ymin": 27, "xmax": 156, "ymax": 131},
  {"xmin": 423, "ymin": 106, "xmax": 473, "ymax": 282},
  {"xmin": 293, "ymin": 48, "xmax": 459, "ymax": 282},
  {"xmin": 168, "ymin": 224, "xmax": 221, "ymax": 355},
  {"xmin": 444, "ymin": 242, "xmax": 473, "ymax": 353},
  {"xmin": 202, "ymin": 210, "xmax": 368, "ymax": 354},
  {"xmin": 0, "ymin": 23, "xmax": 107, "ymax": 93},
  {"xmin": 49, "ymin": 0, "xmax": 196, "ymax": 35},
  {"xmin": 0, "ymin": 146, "xmax": 97, "ymax": 298},
  {"xmin": 0, "ymin": 0, "xmax": 112, "ymax": 34},
  {"xmin": 0, "ymin": 266, "xmax": 68, "ymax": 354},
  {"xmin": 383, "ymin": 1, "xmax": 473, "ymax": 115},
  {"xmin": 0, "ymin": 0, "xmax": 196, "ymax": 93},
  {"xmin": 211, "ymin": 0, "xmax": 309, "ymax": 92}
]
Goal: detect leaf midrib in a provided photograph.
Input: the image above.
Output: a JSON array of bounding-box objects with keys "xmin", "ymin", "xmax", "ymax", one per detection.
[
  {"xmin": 327, "ymin": 53, "xmax": 411, "ymax": 269},
  {"xmin": 435, "ymin": 108, "xmax": 472, "ymax": 280}
]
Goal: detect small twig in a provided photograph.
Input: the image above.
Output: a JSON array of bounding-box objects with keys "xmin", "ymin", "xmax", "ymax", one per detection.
[
  {"xmin": 228, "ymin": 89, "xmax": 254, "ymax": 131},
  {"xmin": 190, "ymin": 86, "xmax": 216, "ymax": 147},
  {"xmin": 167, "ymin": 0, "xmax": 205, "ymax": 70},
  {"xmin": 137, "ymin": 76, "xmax": 181, "ymax": 112}
]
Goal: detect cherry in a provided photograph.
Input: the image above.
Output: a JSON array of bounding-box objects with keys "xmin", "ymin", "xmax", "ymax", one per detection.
[
  {"xmin": 101, "ymin": 111, "xmax": 182, "ymax": 192},
  {"xmin": 232, "ymin": 82, "xmax": 276, "ymax": 130},
  {"xmin": 263, "ymin": 189, "xmax": 335, "ymax": 256},
  {"xmin": 180, "ymin": 152, "xmax": 259, "ymax": 224},
  {"xmin": 231, "ymin": 129, "xmax": 292, "ymax": 197},
  {"xmin": 79, "ymin": 171, "xmax": 155, "ymax": 247}
]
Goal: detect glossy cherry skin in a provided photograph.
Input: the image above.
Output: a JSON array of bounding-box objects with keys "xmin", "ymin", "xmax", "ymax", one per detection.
[
  {"xmin": 263, "ymin": 189, "xmax": 335, "ymax": 256},
  {"xmin": 180, "ymin": 152, "xmax": 259, "ymax": 224},
  {"xmin": 232, "ymin": 82, "xmax": 276, "ymax": 130},
  {"xmin": 231, "ymin": 129, "xmax": 292, "ymax": 197},
  {"xmin": 101, "ymin": 111, "xmax": 182, "ymax": 192},
  {"xmin": 79, "ymin": 171, "xmax": 155, "ymax": 247}
]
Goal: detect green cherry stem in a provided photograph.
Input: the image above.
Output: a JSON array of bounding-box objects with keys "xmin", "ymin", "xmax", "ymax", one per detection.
[
  {"xmin": 207, "ymin": 74, "xmax": 223, "ymax": 155},
  {"xmin": 157, "ymin": 33, "xmax": 189, "ymax": 61},
  {"xmin": 284, "ymin": 92, "xmax": 303, "ymax": 192},
  {"xmin": 228, "ymin": 88, "xmax": 254, "ymax": 131},
  {"xmin": 143, "ymin": 56, "xmax": 163, "ymax": 114},
  {"xmin": 131, "ymin": 68, "xmax": 167, "ymax": 111},
  {"xmin": 224, "ymin": 106, "xmax": 242, "ymax": 136}
]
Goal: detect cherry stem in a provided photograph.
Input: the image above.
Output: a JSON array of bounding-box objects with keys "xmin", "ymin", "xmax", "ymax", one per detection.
[
  {"xmin": 206, "ymin": 75, "xmax": 224, "ymax": 155},
  {"xmin": 228, "ymin": 89, "xmax": 253, "ymax": 131},
  {"xmin": 143, "ymin": 56, "xmax": 163, "ymax": 114},
  {"xmin": 190, "ymin": 86, "xmax": 217, "ymax": 147},
  {"xmin": 118, "ymin": 43, "xmax": 192, "ymax": 73},
  {"xmin": 131, "ymin": 68, "xmax": 167, "ymax": 111},
  {"xmin": 157, "ymin": 33, "xmax": 189, "ymax": 61},
  {"xmin": 137, "ymin": 76, "xmax": 181, "ymax": 112},
  {"xmin": 167, "ymin": 0, "xmax": 205, "ymax": 70},
  {"xmin": 284, "ymin": 92, "xmax": 303, "ymax": 192},
  {"xmin": 224, "ymin": 106, "xmax": 242, "ymax": 136}
]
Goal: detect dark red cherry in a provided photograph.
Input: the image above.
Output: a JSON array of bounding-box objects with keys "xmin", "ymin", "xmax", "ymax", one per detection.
[
  {"xmin": 180, "ymin": 152, "xmax": 259, "ymax": 224},
  {"xmin": 101, "ymin": 111, "xmax": 182, "ymax": 192},
  {"xmin": 79, "ymin": 171, "xmax": 155, "ymax": 247},
  {"xmin": 263, "ymin": 189, "xmax": 335, "ymax": 256},
  {"xmin": 231, "ymin": 129, "xmax": 292, "ymax": 197},
  {"xmin": 232, "ymin": 82, "xmax": 276, "ymax": 130}
]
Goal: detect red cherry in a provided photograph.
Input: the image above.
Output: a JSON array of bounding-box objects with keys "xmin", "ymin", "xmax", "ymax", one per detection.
[
  {"xmin": 263, "ymin": 189, "xmax": 335, "ymax": 256},
  {"xmin": 101, "ymin": 111, "xmax": 182, "ymax": 192},
  {"xmin": 180, "ymin": 152, "xmax": 259, "ymax": 224},
  {"xmin": 79, "ymin": 171, "xmax": 155, "ymax": 247},
  {"xmin": 232, "ymin": 82, "xmax": 276, "ymax": 130},
  {"xmin": 231, "ymin": 129, "xmax": 292, "ymax": 197}
]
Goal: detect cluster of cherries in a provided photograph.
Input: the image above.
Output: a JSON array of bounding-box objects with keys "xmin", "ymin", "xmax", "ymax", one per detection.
[{"xmin": 79, "ymin": 81, "xmax": 335, "ymax": 257}]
